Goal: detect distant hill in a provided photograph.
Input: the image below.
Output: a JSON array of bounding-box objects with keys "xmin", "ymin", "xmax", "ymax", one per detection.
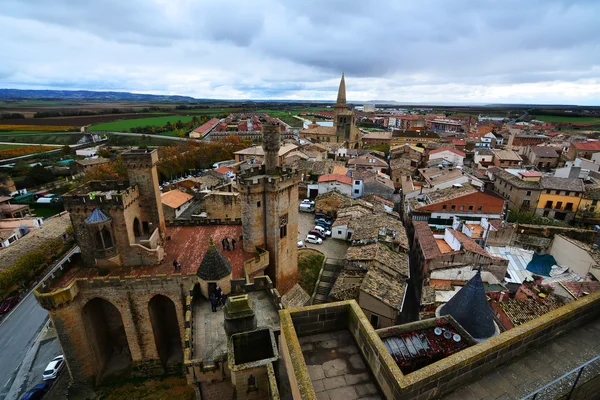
[{"xmin": 0, "ymin": 89, "xmax": 198, "ymax": 103}]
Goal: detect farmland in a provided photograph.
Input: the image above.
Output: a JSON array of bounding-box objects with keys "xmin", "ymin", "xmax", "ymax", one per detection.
[
  {"xmin": 533, "ymin": 115, "xmax": 600, "ymax": 124},
  {"xmin": 0, "ymin": 133, "xmax": 83, "ymax": 145},
  {"xmin": 0, "ymin": 124, "xmax": 77, "ymax": 132},
  {"xmin": 0, "ymin": 144, "xmax": 54, "ymax": 159},
  {"xmin": 89, "ymin": 115, "xmax": 196, "ymax": 132},
  {"xmin": 0, "ymin": 144, "xmax": 28, "ymax": 150},
  {"xmin": 0, "ymin": 113, "xmax": 172, "ymax": 127}
]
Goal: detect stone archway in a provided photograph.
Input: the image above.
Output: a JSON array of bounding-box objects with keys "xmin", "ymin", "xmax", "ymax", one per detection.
[
  {"xmin": 148, "ymin": 295, "xmax": 183, "ymax": 367},
  {"xmin": 82, "ymin": 297, "xmax": 132, "ymax": 384}
]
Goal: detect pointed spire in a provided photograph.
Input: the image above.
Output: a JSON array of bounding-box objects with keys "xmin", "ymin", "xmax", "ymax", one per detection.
[
  {"xmin": 336, "ymin": 73, "xmax": 347, "ymax": 106},
  {"xmin": 439, "ymin": 269, "xmax": 496, "ymax": 340}
]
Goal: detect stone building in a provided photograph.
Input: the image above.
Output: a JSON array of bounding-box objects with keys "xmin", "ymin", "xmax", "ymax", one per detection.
[
  {"xmin": 238, "ymin": 124, "xmax": 301, "ymax": 295},
  {"xmin": 32, "ymin": 143, "xmax": 299, "ymax": 396},
  {"xmin": 492, "ymin": 168, "xmax": 541, "ymax": 211},
  {"xmin": 63, "ymin": 150, "xmax": 166, "ymax": 268},
  {"xmin": 300, "ymin": 73, "xmax": 362, "ymax": 149}
]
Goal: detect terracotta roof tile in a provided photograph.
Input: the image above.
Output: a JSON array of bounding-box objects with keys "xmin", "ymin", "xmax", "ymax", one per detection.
[
  {"xmin": 161, "ymin": 189, "xmax": 194, "ymax": 209},
  {"xmin": 318, "ymin": 173, "xmax": 353, "ymax": 185}
]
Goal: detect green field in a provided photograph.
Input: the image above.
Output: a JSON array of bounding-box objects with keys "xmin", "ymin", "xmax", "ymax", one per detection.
[
  {"xmin": 0, "ymin": 143, "xmax": 29, "ymax": 150},
  {"xmin": 89, "ymin": 115, "xmax": 195, "ymax": 131},
  {"xmin": 534, "ymin": 115, "xmax": 600, "ymax": 124}
]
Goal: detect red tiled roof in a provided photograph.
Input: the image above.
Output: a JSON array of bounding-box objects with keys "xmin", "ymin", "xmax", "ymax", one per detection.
[
  {"xmin": 519, "ymin": 171, "xmax": 542, "ymax": 177},
  {"xmin": 429, "ymin": 148, "xmax": 466, "ymax": 157},
  {"xmin": 413, "ymin": 222, "xmax": 442, "ymax": 260},
  {"xmin": 318, "ymin": 174, "xmax": 353, "ymax": 185},
  {"xmin": 572, "ymin": 142, "xmax": 600, "ymax": 151},
  {"xmin": 192, "ymin": 118, "xmax": 220, "ymax": 134},
  {"xmin": 161, "ymin": 189, "xmax": 193, "ymax": 209},
  {"xmin": 215, "ymin": 166, "xmax": 234, "ymax": 174},
  {"xmin": 51, "ymin": 225, "xmax": 254, "ymax": 289},
  {"xmin": 452, "ymin": 139, "xmax": 466, "ymax": 146}
]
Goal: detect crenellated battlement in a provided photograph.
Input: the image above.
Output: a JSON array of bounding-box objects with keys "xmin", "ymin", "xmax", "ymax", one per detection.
[
  {"xmin": 121, "ymin": 148, "xmax": 159, "ymax": 168},
  {"xmin": 63, "ymin": 181, "xmax": 139, "ymax": 210},
  {"xmin": 34, "ymin": 272, "xmax": 192, "ymax": 310},
  {"xmin": 237, "ymin": 166, "xmax": 301, "ymax": 188}
]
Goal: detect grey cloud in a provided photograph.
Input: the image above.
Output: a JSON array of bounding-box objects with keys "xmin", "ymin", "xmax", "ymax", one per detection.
[{"xmin": 0, "ymin": 0, "xmax": 599, "ymax": 103}]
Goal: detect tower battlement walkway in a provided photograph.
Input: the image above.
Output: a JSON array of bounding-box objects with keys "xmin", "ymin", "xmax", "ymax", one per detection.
[{"xmin": 443, "ymin": 315, "xmax": 600, "ymax": 400}]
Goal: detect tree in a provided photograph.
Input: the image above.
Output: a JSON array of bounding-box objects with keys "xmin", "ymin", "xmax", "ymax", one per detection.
[
  {"xmin": 27, "ymin": 165, "xmax": 55, "ymax": 186},
  {"xmin": 83, "ymin": 160, "xmax": 126, "ymax": 182},
  {"xmin": 97, "ymin": 147, "xmax": 112, "ymax": 158}
]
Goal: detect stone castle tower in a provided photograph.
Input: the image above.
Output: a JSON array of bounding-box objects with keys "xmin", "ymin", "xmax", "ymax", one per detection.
[
  {"xmin": 238, "ymin": 124, "xmax": 300, "ymax": 294},
  {"xmin": 63, "ymin": 149, "xmax": 166, "ymax": 269}
]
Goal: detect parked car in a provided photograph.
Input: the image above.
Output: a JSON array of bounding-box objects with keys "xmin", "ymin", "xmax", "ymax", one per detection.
[
  {"xmin": 314, "ymin": 212, "xmax": 328, "ymax": 219},
  {"xmin": 43, "ymin": 355, "xmax": 65, "ymax": 380},
  {"xmin": 0, "ymin": 295, "xmax": 20, "ymax": 314},
  {"xmin": 313, "ymin": 225, "xmax": 332, "ymax": 237},
  {"xmin": 305, "ymin": 234, "xmax": 323, "ymax": 245},
  {"xmin": 308, "ymin": 229, "xmax": 326, "ymax": 240},
  {"xmin": 297, "ymin": 237, "xmax": 304, "ymax": 248},
  {"xmin": 299, "ymin": 203, "xmax": 314, "ymax": 212},
  {"xmin": 301, "ymin": 199, "xmax": 315, "ymax": 206},
  {"xmin": 20, "ymin": 383, "xmax": 49, "ymax": 400},
  {"xmin": 314, "ymin": 218, "xmax": 332, "ymax": 227}
]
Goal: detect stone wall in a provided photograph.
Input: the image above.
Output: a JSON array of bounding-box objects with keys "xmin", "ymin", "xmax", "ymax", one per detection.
[
  {"xmin": 280, "ymin": 295, "xmax": 600, "ymax": 399},
  {"xmin": 427, "ymin": 249, "xmax": 509, "ymax": 282},
  {"xmin": 38, "ymin": 275, "xmax": 191, "ymax": 388},
  {"xmin": 203, "ymin": 192, "xmax": 241, "ymax": 221},
  {"xmin": 122, "ymin": 150, "xmax": 166, "ymax": 237}
]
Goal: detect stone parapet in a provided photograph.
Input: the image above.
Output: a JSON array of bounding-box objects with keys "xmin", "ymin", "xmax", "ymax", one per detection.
[
  {"xmin": 63, "ymin": 183, "xmax": 139, "ymax": 210},
  {"xmin": 34, "ymin": 272, "xmax": 190, "ymax": 310},
  {"xmin": 279, "ymin": 291, "xmax": 600, "ymax": 400}
]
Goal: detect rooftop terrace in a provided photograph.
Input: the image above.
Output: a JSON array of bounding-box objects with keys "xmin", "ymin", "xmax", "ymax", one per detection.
[{"xmin": 48, "ymin": 225, "xmax": 254, "ymax": 290}]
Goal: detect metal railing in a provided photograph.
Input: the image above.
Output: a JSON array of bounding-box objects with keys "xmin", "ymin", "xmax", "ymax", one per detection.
[{"xmin": 521, "ymin": 353, "xmax": 600, "ymax": 399}]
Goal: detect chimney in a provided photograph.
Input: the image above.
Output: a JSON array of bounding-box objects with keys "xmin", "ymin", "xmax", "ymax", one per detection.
[{"xmin": 262, "ymin": 123, "xmax": 281, "ymax": 174}]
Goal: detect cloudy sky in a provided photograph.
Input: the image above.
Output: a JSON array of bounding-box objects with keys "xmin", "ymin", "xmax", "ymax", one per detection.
[{"xmin": 1, "ymin": 0, "xmax": 600, "ymax": 104}]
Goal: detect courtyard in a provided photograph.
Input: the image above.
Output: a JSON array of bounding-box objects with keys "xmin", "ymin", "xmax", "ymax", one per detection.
[{"xmin": 298, "ymin": 211, "xmax": 349, "ymax": 261}]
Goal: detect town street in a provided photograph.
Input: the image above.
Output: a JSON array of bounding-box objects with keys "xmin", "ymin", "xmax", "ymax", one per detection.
[{"xmin": 0, "ymin": 292, "xmax": 49, "ymax": 400}]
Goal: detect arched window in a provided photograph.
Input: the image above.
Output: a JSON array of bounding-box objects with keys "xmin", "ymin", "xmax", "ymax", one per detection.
[
  {"xmin": 95, "ymin": 230, "xmax": 104, "ymax": 250},
  {"xmin": 101, "ymin": 227, "xmax": 113, "ymax": 248},
  {"xmin": 133, "ymin": 217, "xmax": 141, "ymax": 238}
]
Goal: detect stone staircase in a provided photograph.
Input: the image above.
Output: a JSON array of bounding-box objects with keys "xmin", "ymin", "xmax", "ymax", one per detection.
[{"xmin": 312, "ymin": 259, "xmax": 344, "ymax": 305}]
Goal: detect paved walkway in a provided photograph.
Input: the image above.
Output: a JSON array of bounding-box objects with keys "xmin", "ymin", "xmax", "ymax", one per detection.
[
  {"xmin": 302, "ymin": 330, "xmax": 383, "ymax": 400},
  {"xmin": 192, "ymin": 291, "xmax": 280, "ymax": 361},
  {"xmin": 443, "ymin": 316, "xmax": 600, "ymax": 400}
]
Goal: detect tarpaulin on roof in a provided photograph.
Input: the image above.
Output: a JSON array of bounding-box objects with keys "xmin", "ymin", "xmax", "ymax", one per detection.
[{"xmin": 526, "ymin": 253, "xmax": 556, "ymax": 277}]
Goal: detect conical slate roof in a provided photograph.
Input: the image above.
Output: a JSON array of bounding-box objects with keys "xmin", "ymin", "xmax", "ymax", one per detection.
[
  {"xmin": 336, "ymin": 73, "xmax": 347, "ymax": 106},
  {"xmin": 85, "ymin": 208, "xmax": 111, "ymax": 224},
  {"xmin": 439, "ymin": 269, "xmax": 496, "ymax": 339},
  {"xmin": 197, "ymin": 237, "xmax": 232, "ymax": 281}
]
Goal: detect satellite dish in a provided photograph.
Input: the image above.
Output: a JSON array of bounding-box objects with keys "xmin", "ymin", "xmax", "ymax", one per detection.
[
  {"xmin": 434, "ymin": 327, "xmax": 443, "ymax": 336},
  {"xmin": 453, "ymin": 334, "xmax": 461, "ymax": 342},
  {"xmin": 443, "ymin": 331, "xmax": 452, "ymax": 340}
]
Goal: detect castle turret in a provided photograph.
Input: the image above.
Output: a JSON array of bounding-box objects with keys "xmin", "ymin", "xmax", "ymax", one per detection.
[
  {"xmin": 262, "ymin": 123, "xmax": 280, "ymax": 174},
  {"xmin": 238, "ymin": 125, "xmax": 300, "ymax": 294},
  {"xmin": 122, "ymin": 149, "xmax": 166, "ymax": 238}
]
